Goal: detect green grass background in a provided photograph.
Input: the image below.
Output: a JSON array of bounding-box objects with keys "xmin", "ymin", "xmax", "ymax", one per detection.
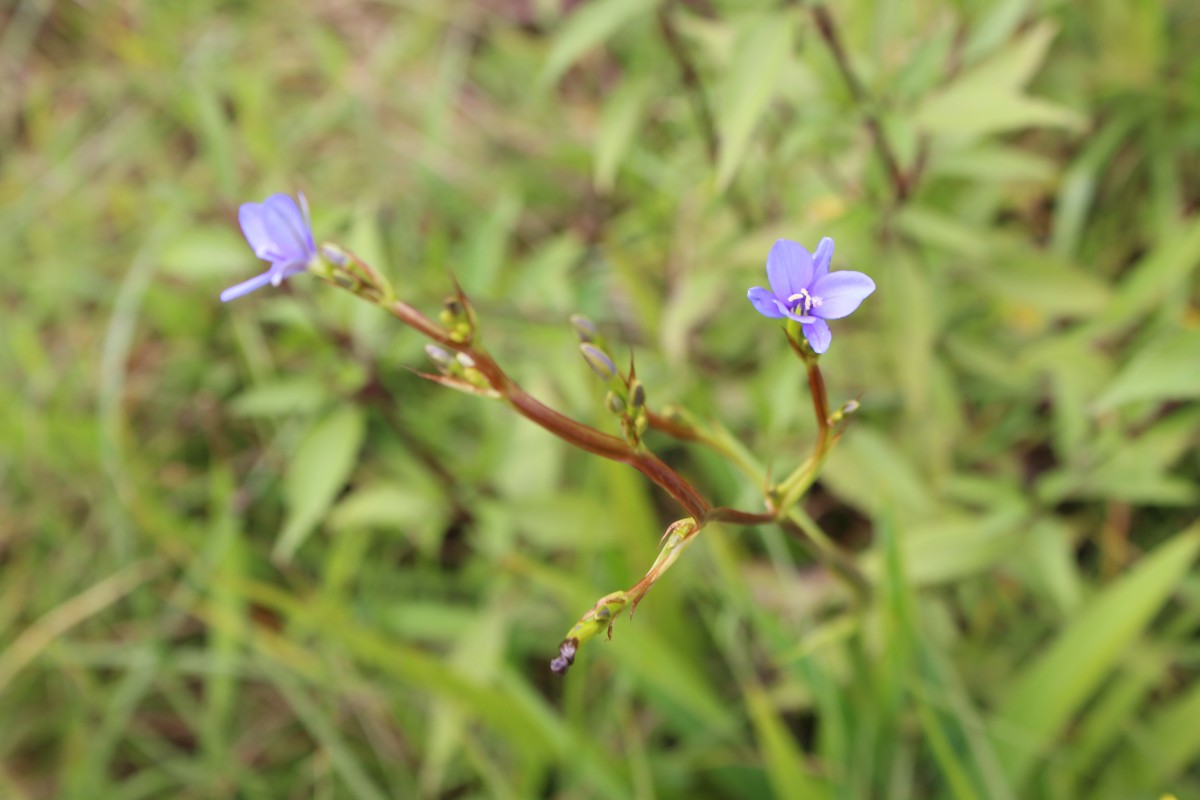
[{"xmin": 3, "ymin": 0, "xmax": 1200, "ymax": 797}]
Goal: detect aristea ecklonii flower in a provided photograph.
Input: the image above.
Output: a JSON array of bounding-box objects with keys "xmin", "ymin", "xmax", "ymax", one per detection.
[
  {"xmin": 747, "ymin": 237, "xmax": 875, "ymax": 354},
  {"xmin": 220, "ymin": 193, "xmax": 318, "ymax": 302}
]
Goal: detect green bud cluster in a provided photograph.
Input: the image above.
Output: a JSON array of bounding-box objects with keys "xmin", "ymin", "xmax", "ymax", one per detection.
[
  {"xmin": 311, "ymin": 243, "xmax": 396, "ymax": 302},
  {"xmin": 571, "ymin": 315, "xmax": 649, "ymax": 448},
  {"xmin": 621, "ymin": 378, "xmax": 648, "ymax": 445},
  {"xmin": 454, "ymin": 352, "xmax": 491, "ymax": 391},
  {"xmin": 424, "ymin": 344, "xmax": 458, "ymax": 374},
  {"xmin": 424, "ymin": 345, "xmax": 491, "ymax": 393},
  {"xmin": 828, "ymin": 398, "xmax": 860, "ymax": 424},
  {"xmin": 439, "ymin": 296, "xmax": 475, "ymax": 343}
]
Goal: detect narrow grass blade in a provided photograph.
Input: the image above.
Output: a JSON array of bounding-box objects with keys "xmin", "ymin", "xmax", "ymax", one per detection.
[{"xmin": 992, "ymin": 525, "xmax": 1200, "ymax": 786}]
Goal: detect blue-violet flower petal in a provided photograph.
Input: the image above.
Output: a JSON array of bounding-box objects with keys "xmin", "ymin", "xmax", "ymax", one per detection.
[
  {"xmin": 222, "ymin": 192, "xmax": 318, "ymax": 302},
  {"xmin": 808, "ymin": 271, "xmax": 876, "ymax": 320},
  {"xmin": 802, "ymin": 319, "xmax": 832, "ymax": 354},
  {"xmin": 746, "ymin": 236, "xmax": 874, "ymax": 353},
  {"xmin": 766, "ymin": 239, "xmax": 814, "ymax": 299}
]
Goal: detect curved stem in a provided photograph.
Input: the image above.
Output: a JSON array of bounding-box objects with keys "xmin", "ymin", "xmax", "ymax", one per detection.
[
  {"xmin": 646, "ymin": 401, "xmax": 868, "ymax": 603},
  {"xmin": 706, "ymin": 507, "xmax": 776, "ymax": 526},
  {"xmin": 775, "ymin": 330, "xmax": 833, "ymax": 509},
  {"xmin": 381, "ymin": 299, "xmax": 714, "ymax": 520},
  {"xmin": 645, "ymin": 407, "xmax": 764, "ymax": 484}
]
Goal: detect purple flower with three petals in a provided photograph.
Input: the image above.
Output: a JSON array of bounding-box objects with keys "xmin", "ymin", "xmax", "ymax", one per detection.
[
  {"xmin": 220, "ymin": 193, "xmax": 318, "ymax": 302},
  {"xmin": 747, "ymin": 237, "xmax": 875, "ymax": 354}
]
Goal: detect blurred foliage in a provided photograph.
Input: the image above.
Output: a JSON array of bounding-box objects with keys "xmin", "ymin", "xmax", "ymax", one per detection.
[{"xmin": 2, "ymin": 0, "xmax": 1200, "ymax": 798}]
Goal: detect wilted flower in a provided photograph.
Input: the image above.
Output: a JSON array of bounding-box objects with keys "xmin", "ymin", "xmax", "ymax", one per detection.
[
  {"xmin": 746, "ymin": 237, "xmax": 875, "ymax": 354},
  {"xmin": 220, "ymin": 193, "xmax": 318, "ymax": 302}
]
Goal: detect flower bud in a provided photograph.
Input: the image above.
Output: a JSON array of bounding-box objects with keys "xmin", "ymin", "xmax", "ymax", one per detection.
[
  {"xmin": 569, "ymin": 314, "xmax": 599, "ymax": 343},
  {"xmin": 439, "ymin": 295, "xmax": 476, "ymax": 343},
  {"xmin": 828, "ymin": 398, "xmax": 861, "ymax": 424},
  {"xmin": 606, "ymin": 391, "xmax": 626, "ymax": 415},
  {"xmin": 318, "ymin": 243, "xmax": 349, "ymax": 267},
  {"xmin": 628, "ymin": 380, "xmax": 645, "ymax": 412},
  {"xmin": 580, "ymin": 343, "xmax": 618, "ymax": 381},
  {"xmin": 424, "ymin": 344, "xmax": 456, "ymax": 373}
]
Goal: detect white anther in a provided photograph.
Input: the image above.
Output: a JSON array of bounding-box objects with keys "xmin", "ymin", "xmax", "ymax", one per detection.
[{"xmin": 787, "ymin": 288, "xmax": 820, "ymax": 312}]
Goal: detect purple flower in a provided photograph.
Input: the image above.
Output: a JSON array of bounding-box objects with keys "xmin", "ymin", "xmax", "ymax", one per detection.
[
  {"xmin": 220, "ymin": 193, "xmax": 318, "ymax": 302},
  {"xmin": 747, "ymin": 237, "xmax": 875, "ymax": 354}
]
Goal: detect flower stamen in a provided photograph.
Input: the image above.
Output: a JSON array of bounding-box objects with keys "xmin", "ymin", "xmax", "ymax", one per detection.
[{"xmin": 787, "ymin": 289, "xmax": 821, "ymax": 313}]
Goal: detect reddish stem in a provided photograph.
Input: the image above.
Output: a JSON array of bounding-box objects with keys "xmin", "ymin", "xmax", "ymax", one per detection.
[
  {"xmin": 644, "ymin": 409, "xmax": 703, "ymax": 442},
  {"xmin": 806, "ymin": 359, "xmax": 831, "ymax": 455},
  {"xmin": 382, "ymin": 300, "xmax": 712, "ymax": 521}
]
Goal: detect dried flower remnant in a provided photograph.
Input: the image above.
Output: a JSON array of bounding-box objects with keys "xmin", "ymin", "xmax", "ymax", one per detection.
[
  {"xmin": 550, "ymin": 638, "xmax": 578, "ymax": 675},
  {"xmin": 747, "ymin": 237, "xmax": 875, "ymax": 353},
  {"xmin": 221, "ymin": 193, "xmax": 318, "ymax": 302}
]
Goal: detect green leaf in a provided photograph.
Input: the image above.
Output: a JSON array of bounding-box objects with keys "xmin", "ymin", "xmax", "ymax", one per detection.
[
  {"xmin": 714, "ymin": 15, "xmax": 792, "ymax": 191},
  {"xmin": 1070, "ymin": 647, "xmax": 1163, "ymax": 778},
  {"xmin": 916, "ymin": 92, "xmax": 1083, "ymax": 138},
  {"xmin": 274, "ymin": 406, "xmax": 366, "ymax": 562},
  {"xmin": 460, "ymin": 192, "xmax": 522, "ymax": 293},
  {"xmin": 745, "ymin": 683, "xmax": 829, "ymax": 800},
  {"xmin": 982, "ymin": 245, "xmax": 1111, "ymax": 318},
  {"xmin": 611, "ymin": 626, "xmax": 737, "ymax": 735},
  {"xmin": 929, "ymin": 144, "xmax": 1057, "ymax": 183},
  {"xmin": 895, "ymin": 206, "xmax": 989, "ymax": 259},
  {"xmin": 959, "ymin": 20, "xmax": 1059, "ymax": 92},
  {"xmin": 880, "ymin": 514, "xmax": 1017, "ymax": 800},
  {"xmin": 992, "ymin": 526, "xmax": 1200, "ymax": 786},
  {"xmin": 822, "ymin": 426, "xmax": 936, "ymax": 518},
  {"xmin": 873, "ymin": 507, "xmax": 1027, "ymax": 586},
  {"xmin": 229, "ymin": 379, "xmax": 330, "ymax": 418},
  {"xmin": 594, "ymin": 77, "xmax": 651, "ymax": 192},
  {"xmin": 1130, "ymin": 674, "xmax": 1200, "ymax": 782},
  {"xmin": 961, "ymin": 0, "xmax": 1033, "ymax": 64},
  {"xmin": 1050, "ymin": 112, "xmax": 1138, "ymax": 259},
  {"xmin": 328, "ymin": 483, "xmax": 442, "ymax": 532},
  {"xmin": 328, "ymin": 481, "xmax": 449, "ymax": 555},
  {"xmin": 347, "ymin": 202, "xmax": 390, "ymax": 279},
  {"xmin": 187, "ymin": 75, "xmax": 236, "ymax": 198},
  {"xmin": 422, "ymin": 598, "xmax": 512, "ymax": 796},
  {"xmin": 914, "ymin": 22, "xmax": 1085, "ymax": 136},
  {"xmin": 160, "ymin": 226, "xmax": 250, "ymax": 279},
  {"xmin": 1102, "ymin": 217, "xmax": 1200, "ymax": 331},
  {"xmin": 1094, "ymin": 330, "xmax": 1200, "ymax": 410},
  {"xmin": 1021, "ymin": 519, "xmax": 1084, "ymax": 617},
  {"xmin": 1041, "ymin": 408, "xmax": 1200, "ymax": 507},
  {"xmin": 272, "ymin": 673, "xmax": 389, "ymax": 800},
  {"xmin": 540, "ymin": 0, "xmax": 658, "ymax": 86},
  {"xmin": 1031, "ymin": 337, "xmax": 1113, "ymax": 460}
]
